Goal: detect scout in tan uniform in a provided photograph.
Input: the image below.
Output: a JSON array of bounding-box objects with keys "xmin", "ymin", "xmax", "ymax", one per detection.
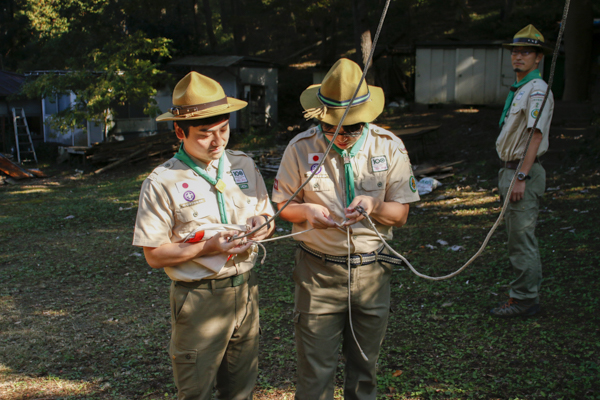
[
  {"xmin": 133, "ymin": 72, "xmax": 275, "ymax": 400},
  {"xmin": 490, "ymin": 25, "xmax": 554, "ymax": 318},
  {"xmin": 272, "ymin": 58, "xmax": 420, "ymax": 400}
]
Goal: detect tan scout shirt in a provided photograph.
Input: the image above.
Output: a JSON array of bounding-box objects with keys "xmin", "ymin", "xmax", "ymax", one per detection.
[
  {"xmin": 272, "ymin": 124, "xmax": 420, "ymax": 256},
  {"xmin": 496, "ymin": 79, "xmax": 554, "ymax": 161},
  {"xmin": 133, "ymin": 149, "xmax": 274, "ymax": 282}
]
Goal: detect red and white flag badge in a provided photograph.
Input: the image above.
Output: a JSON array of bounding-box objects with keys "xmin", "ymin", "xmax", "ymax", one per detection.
[
  {"xmin": 308, "ymin": 153, "xmax": 324, "ymax": 164},
  {"xmin": 175, "ymin": 181, "xmax": 193, "ymax": 193}
]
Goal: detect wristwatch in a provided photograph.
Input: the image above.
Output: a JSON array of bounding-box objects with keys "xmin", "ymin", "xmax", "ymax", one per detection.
[{"xmin": 517, "ymin": 172, "xmax": 531, "ymax": 181}]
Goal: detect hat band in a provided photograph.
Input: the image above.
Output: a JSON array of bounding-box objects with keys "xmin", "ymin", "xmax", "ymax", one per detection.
[
  {"xmin": 170, "ymin": 97, "xmax": 228, "ymax": 116},
  {"xmin": 317, "ymin": 89, "xmax": 371, "ymax": 109},
  {"xmin": 513, "ymin": 38, "xmax": 543, "ymax": 45}
]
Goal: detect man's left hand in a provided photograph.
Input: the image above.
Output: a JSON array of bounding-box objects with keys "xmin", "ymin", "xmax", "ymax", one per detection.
[
  {"xmin": 343, "ymin": 196, "xmax": 380, "ymax": 225},
  {"xmin": 510, "ymin": 180, "xmax": 526, "ymax": 202},
  {"xmin": 246, "ymin": 215, "xmax": 271, "ymax": 241}
]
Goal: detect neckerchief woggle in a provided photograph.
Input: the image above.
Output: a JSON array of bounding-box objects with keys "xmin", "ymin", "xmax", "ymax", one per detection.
[
  {"xmin": 499, "ymin": 69, "xmax": 541, "ymax": 127},
  {"xmin": 174, "ymin": 144, "xmax": 229, "ymax": 224},
  {"xmin": 321, "ymin": 123, "xmax": 368, "ymax": 207}
]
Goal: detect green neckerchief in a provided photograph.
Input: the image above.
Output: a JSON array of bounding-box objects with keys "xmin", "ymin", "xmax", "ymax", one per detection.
[
  {"xmin": 174, "ymin": 144, "xmax": 229, "ymax": 224},
  {"xmin": 321, "ymin": 123, "xmax": 369, "ymax": 207},
  {"xmin": 499, "ymin": 69, "xmax": 541, "ymax": 127}
]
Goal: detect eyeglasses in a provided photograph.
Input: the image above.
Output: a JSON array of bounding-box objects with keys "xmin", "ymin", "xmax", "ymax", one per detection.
[
  {"xmin": 511, "ymin": 49, "xmax": 535, "ymax": 56},
  {"xmin": 321, "ymin": 122, "xmax": 364, "ymax": 137}
]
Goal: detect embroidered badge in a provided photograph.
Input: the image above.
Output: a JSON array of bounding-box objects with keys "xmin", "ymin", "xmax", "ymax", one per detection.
[
  {"xmin": 175, "ymin": 181, "xmax": 194, "ymax": 193},
  {"xmin": 274, "ymin": 178, "xmax": 279, "ymax": 191},
  {"xmin": 515, "ymin": 91, "xmax": 525, "ymax": 101},
  {"xmin": 308, "ymin": 153, "xmax": 324, "ymax": 164},
  {"xmin": 531, "ymin": 109, "xmax": 540, "ymax": 119},
  {"xmin": 371, "ymin": 156, "xmax": 388, "ymax": 172},
  {"xmin": 183, "ymin": 191, "xmax": 196, "ymax": 202},
  {"xmin": 310, "ymin": 163, "xmax": 323, "ymax": 174},
  {"xmin": 530, "ymin": 90, "xmax": 545, "ymax": 97},
  {"xmin": 238, "ymin": 184, "xmax": 249, "ymax": 189},
  {"xmin": 231, "ymin": 169, "xmax": 248, "ymax": 184},
  {"xmin": 409, "ymin": 176, "xmax": 417, "ymax": 193}
]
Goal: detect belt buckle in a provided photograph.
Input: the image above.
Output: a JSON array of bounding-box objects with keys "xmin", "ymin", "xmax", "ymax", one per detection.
[
  {"xmin": 357, "ymin": 254, "xmax": 364, "ymax": 266},
  {"xmin": 231, "ymin": 274, "xmax": 244, "ymax": 287}
]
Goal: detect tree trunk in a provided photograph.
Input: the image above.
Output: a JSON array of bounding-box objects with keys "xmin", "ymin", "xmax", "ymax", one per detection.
[
  {"xmin": 563, "ymin": 0, "xmax": 593, "ymax": 101},
  {"xmin": 352, "ymin": 0, "xmax": 372, "ymax": 70},
  {"xmin": 231, "ymin": 0, "xmax": 248, "ymax": 55},
  {"xmin": 202, "ymin": 0, "xmax": 217, "ymax": 52},
  {"xmin": 191, "ymin": 0, "xmax": 204, "ymax": 53},
  {"xmin": 501, "ymin": 0, "xmax": 514, "ymax": 22}
]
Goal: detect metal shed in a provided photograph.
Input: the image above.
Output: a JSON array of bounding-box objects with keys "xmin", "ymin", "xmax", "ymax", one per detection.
[
  {"xmin": 415, "ymin": 41, "xmax": 544, "ymax": 105},
  {"xmin": 167, "ymin": 56, "xmax": 279, "ymax": 133}
]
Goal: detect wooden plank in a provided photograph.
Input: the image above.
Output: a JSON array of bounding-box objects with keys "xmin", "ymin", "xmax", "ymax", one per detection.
[
  {"xmin": 390, "ymin": 125, "xmax": 441, "ymax": 138},
  {"xmin": 0, "ymin": 153, "xmax": 34, "ymax": 179},
  {"xmin": 93, "ymin": 145, "xmax": 152, "ymax": 175}
]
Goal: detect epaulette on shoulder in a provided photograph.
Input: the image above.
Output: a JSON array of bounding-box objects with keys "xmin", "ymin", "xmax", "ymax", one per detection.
[
  {"xmin": 147, "ymin": 158, "xmax": 176, "ymax": 180},
  {"xmin": 226, "ymin": 149, "xmax": 250, "ymax": 158},
  {"xmin": 288, "ymin": 127, "xmax": 318, "ymax": 146},
  {"xmin": 370, "ymin": 125, "xmax": 404, "ymax": 145}
]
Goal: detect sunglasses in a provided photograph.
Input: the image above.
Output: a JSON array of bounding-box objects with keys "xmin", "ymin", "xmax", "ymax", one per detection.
[
  {"xmin": 321, "ymin": 122, "xmax": 365, "ymax": 137},
  {"xmin": 511, "ymin": 49, "xmax": 535, "ymax": 56}
]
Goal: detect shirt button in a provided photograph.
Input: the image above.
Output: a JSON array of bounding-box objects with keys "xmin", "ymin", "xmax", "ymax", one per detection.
[
  {"xmin": 247, "ymin": 199, "xmax": 251, "ymax": 204},
  {"xmin": 185, "ymin": 354, "xmax": 191, "ymax": 360},
  {"xmin": 193, "ymin": 212, "xmax": 198, "ymax": 217},
  {"xmin": 377, "ymin": 182, "xmax": 383, "ymax": 187},
  {"xmin": 164, "ymin": 162, "xmax": 171, "ymax": 168},
  {"xmin": 352, "ymin": 236, "xmax": 357, "ymax": 240}
]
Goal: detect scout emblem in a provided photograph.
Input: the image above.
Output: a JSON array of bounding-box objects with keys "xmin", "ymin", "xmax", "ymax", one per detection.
[
  {"xmin": 515, "ymin": 91, "xmax": 524, "ymax": 101},
  {"xmin": 371, "ymin": 156, "xmax": 388, "ymax": 172},
  {"xmin": 409, "ymin": 176, "xmax": 417, "ymax": 193},
  {"xmin": 308, "ymin": 153, "xmax": 324, "ymax": 164},
  {"xmin": 183, "ymin": 191, "xmax": 196, "ymax": 202},
  {"xmin": 310, "ymin": 164, "xmax": 323, "ymax": 174}
]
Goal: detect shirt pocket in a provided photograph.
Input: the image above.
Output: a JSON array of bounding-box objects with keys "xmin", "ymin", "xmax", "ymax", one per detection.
[
  {"xmin": 358, "ymin": 176, "xmax": 386, "ymax": 197},
  {"xmin": 175, "ymin": 203, "xmax": 210, "ymax": 223},
  {"xmin": 232, "ymin": 195, "xmax": 259, "ymax": 209},
  {"xmin": 302, "ymin": 177, "xmax": 335, "ymax": 192}
]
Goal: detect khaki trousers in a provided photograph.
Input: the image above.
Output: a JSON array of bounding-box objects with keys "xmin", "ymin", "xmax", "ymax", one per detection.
[
  {"xmin": 293, "ymin": 247, "xmax": 392, "ymax": 400},
  {"xmin": 168, "ymin": 271, "xmax": 259, "ymax": 400},
  {"xmin": 498, "ymin": 163, "xmax": 545, "ymax": 302}
]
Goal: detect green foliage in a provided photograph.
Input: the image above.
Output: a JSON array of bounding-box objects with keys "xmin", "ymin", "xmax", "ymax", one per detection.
[{"xmin": 19, "ymin": 31, "xmax": 170, "ymax": 134}]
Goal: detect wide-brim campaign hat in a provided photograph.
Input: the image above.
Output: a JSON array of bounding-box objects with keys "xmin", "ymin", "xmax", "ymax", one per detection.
[
  {"xmin": 156, "ymin": 71, "xmax": 247, "ymax": 121},
  {"xmin": 300, "ymin": 58, "xmax": 385, "ymax": 125},
  {"xmin": 502, "ymin": 24, "xmax": 553, "ymax": 55}
]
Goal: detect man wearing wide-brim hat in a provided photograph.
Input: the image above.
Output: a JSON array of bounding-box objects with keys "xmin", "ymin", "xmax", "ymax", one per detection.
[
  {"xmin": 133, "ymin": 71, "xmax": 275, "ymax": 399},
  {"xmin": 491, "ymin": 24, "xmax": 554, "ymax": 318},
  {"xmin": 272, "ymin": 58, "xmax": 420, "ymax": 399}
]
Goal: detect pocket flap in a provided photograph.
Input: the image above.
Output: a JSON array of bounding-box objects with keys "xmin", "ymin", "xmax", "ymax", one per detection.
[
  {"xmin": 232, "ymin": 195, "xmax": 258, "ymax": 208},
  {"xmin": 169, "ymin": 342, "xmax": 197, "ymax": 364},
  {"xmin": 360, "ymin": 177, "xmax": 385, "ymax": 191}
]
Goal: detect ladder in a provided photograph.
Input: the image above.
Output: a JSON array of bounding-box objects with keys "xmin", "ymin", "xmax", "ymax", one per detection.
[{"xmin": 11, "ymin": 107, "xmax": 38, "ymax": 165}]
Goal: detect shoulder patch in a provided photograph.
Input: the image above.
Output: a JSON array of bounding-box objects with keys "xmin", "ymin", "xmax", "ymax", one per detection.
[{"xmin": 409, "ymin": 176, "xmax": 417, "ymax": 193}]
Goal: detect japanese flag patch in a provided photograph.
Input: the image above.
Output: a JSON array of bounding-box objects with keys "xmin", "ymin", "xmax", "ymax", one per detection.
[
  {"xmin": 175, "ymin": 181, "xmax": 195, "ymax": 193},
  {"xmin": 308, "ymin": 153, "xmax": 324, "ymax": 164},
  {"xmin": 371, "ymin": 155, "xmax": 388, "ymax": 172},
  {"xmin": 231, "ymin": 169, "xmax": 248, "ymax": 184}
]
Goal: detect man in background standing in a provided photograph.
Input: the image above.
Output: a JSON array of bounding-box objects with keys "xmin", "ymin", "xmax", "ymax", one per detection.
[{"xmin": 491, "ymin": 25, "xmax": 554, "ymax": 318}]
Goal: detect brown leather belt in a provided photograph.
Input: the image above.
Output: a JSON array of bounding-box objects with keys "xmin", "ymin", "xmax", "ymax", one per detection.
[
  {"xmin": 502, "ymin": 159, "xmax": 539, "ymax": 170},
  {"xmin": 175, "ymin": 270, "xmax": 251, "ymax": 289}
]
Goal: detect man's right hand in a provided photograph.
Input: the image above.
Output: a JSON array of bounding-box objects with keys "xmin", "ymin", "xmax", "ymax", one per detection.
[
  {"xmin": 303, "ymin": 204, "xmax": 338, "ymax": 229},
  {"xmin": 205, "ymin": 230, "xmax": 253, "ymax": 255}
]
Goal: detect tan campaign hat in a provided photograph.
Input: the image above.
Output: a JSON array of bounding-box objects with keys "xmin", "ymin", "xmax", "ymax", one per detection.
[
  {"xmin": 156, "ymin": 71, "xmax": 247, "ymax": 121},
  {"xmin": 300, "ymin": 58, "xmax": 385, "ymax": 125},
  {"xmin": 502, "ymin": 24, "xmax": 553, "ymax": 55}
]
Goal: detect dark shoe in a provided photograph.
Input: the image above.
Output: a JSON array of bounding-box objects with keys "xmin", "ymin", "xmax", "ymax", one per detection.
[{"xmin": 490, "ymin": 298, "xmax": 540, "ymax": 318}]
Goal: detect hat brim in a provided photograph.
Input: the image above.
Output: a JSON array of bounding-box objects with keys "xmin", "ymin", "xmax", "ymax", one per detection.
[
  {"xmin": 300, "ymin": 84, "xmax": 385, "ymax": 125},
  {"xmin": 502, "ymin": 42, "xmax": 553, "ymax": 55},
  {"xmin": 156, "ymin": 97, "xmax": 248, "ymax": 122}
]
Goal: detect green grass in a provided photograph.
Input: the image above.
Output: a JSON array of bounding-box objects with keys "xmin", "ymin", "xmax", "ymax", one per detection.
[{"xmin": 1, "ymin": 108, "xmax": 599, "ymax": 399}]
